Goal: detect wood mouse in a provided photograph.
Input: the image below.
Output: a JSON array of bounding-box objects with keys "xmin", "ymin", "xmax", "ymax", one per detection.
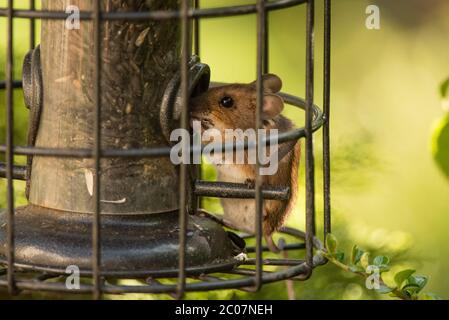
[{"xmin": 190, "ymin": 74, "xmax": 300, "ymax": 252}]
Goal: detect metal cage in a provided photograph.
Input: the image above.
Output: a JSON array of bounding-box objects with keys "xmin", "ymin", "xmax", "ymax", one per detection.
[{"xmin": 0, "ymin": 0, "xmax": 331, "ymax": 298}]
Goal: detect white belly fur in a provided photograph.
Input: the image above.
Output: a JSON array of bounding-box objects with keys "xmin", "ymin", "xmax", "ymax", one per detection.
[{"xmin": 216, "ymin": 164, "xmax": 257, "ymax": 234}]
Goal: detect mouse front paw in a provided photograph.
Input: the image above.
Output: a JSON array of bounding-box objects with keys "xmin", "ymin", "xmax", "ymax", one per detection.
[{"xmin": 244, "ymin": 178, "xmax": 255, "ymax": 189}]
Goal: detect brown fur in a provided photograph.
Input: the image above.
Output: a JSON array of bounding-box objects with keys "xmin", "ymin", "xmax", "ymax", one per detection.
[{"xmin": 190, "ymin": 74, "xmax": 300, "ymax": 250}]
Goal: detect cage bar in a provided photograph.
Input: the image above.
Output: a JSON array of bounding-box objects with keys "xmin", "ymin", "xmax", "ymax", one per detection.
[
  {"xmin": 29, "ymin": 0, "xmax": 35, "ymax": 49},
  {"xmin": 305, "ymin": 0, "xmax": 316, "ymax": 268},
  {"xmin": 177, "ymin": 0, "xmax": 192, "ymax": 299},
  {"xmin": 5, "ymin": 0, "xmax": 16, "ymax": 295},
  {"xmin": 254, "ymin": 0, "xmax": 267, "ymax": 291},
  {"xmin": 0, "ymin": 0, "xmax": 331, "ymax": 298},
  {"xmin": 194, "ymin": 0, "xmax": 200, "ymax": 56},
  {"xmin": 92, "ymin": 0, "xmax": 102, "ymax": 300},
  {"xmin": 323, "ymin": 0, "xmax": 332, "ymax": 237},
  {"xmin": 0, "ymin": 0, "xmax": 308, "ymax": 21}
]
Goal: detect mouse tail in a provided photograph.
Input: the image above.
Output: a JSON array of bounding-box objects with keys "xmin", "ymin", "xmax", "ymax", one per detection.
[{"xmin": 284, "ymin": 142, "xmax": 301, "ymax": 222}]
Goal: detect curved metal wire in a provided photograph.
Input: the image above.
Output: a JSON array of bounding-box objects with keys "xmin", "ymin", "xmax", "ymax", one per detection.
[
  {"xmin": 0, "ymin": 0, "xmax": 331, "ymax": 297},
  {"xmin": 0, "ymin": 85, "xmax": 324, "ymax": 159},
  {"xmin": 0, "ymin": 0, "xmax": 306, "ymax": 21},
  {"xmin": 0, "ymin": 226, "xmax": 324, "ymax": 294}
]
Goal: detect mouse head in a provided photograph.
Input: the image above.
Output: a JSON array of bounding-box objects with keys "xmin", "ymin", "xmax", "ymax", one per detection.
[{"xmin": 190, "ymin": 74, "xmax": 284, "ymax": 134}]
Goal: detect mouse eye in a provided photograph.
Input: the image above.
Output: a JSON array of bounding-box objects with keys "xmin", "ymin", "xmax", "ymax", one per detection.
[{"xmin": 219, "ymin": 96, "xmax": 234, "ymax": 108}]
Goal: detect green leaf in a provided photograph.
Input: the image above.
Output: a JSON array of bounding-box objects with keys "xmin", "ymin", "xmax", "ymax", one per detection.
[
  {"xmin": 394, "ymin": 269, "xmax": 416, "ymax": 288},
  {"xmin": 333, "ymin": 252, "xmax": 345, "ymax": 263},
  {"xmin": 402, "ymin": 284, "xmax": 421, "ymax": 298},
  {"xmin": 440, "ymin": 76, "xmax": 449, "ymax": 98},
  {"xmin": 373, "ymin": 255, "xmax": 390, "ymax": 266},
  {"xmin": 325, "ymin": 233, "xmax": 338, "ymax": 254},
  {"xmin": 431, "ymin": 112, "xmax": 449, "ymax": 179},
  {"xmin": 351, "ymin": 245, "xmax": 364, "ymax": 265},
  {"xmin": 360, "ymin": 252, "xmax": 370, "ymax": 270},
  {"xmin": 407, "ymin": 275, "xmax": 428, "ymax": 291},
  {"xmin": 375, "ymin": 284, "xmax": 394, "ymax": 294},
  {"xmin": 377, "ymin": 265, "xmax": 391, "ymax": 273}
]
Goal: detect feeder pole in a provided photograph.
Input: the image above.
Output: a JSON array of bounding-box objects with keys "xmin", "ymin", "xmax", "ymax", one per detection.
[{"xmin": 31, "ymin": 0, "xmax": 181, "ymax": 215}]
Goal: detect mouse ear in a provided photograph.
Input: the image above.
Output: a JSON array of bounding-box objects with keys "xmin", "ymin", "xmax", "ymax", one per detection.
[
  {"xmin": 263, "ymin": 94, "xmax": 284, "ymax": 119},
  {"xmin": 250, "ymin": 74, "xmax": 283, "ymax": 93},
  {"xmin": 263, "ymin": 74, "xmax": 282, "ymax": 93}
]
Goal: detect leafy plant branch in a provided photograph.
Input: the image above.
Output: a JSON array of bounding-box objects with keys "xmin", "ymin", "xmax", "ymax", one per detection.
[{"xmin": 318, "ymin": 234, "xmax": 441, "ymax": 300}]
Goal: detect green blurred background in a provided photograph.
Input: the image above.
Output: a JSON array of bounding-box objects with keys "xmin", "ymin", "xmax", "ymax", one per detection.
[{"xmin": 1, "ymin": 0, "xmax": 449, "ymax": 299}]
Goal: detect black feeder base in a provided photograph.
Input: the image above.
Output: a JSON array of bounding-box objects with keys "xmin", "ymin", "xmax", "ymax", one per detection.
[{"xmin": 0, "ymin": 206, "xmax": 241, "ymax": 278}]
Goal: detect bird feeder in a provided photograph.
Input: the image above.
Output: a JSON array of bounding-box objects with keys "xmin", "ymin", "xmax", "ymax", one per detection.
[{"xmin": 0, "ymin": 0, "xmax": 332, "ymax": 298}]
